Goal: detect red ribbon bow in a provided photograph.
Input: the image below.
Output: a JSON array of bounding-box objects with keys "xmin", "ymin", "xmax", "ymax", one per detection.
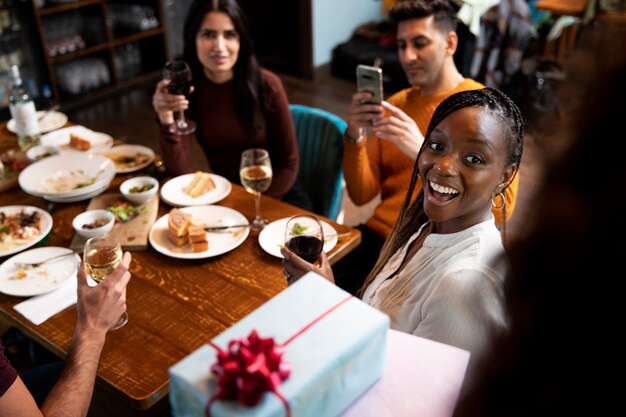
[
  {"xmin": 205, "ymin": 294, "xmax": 352, "ymax": 417},
  {"xmin": 205, "ymin": 329, "xmax": 292, "ymax": 417}
]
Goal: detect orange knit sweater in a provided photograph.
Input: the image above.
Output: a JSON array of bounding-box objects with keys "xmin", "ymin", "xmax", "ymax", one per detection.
[{"xmin": 343, "ymin": 79, "xmax": 519, "ymax": 239}]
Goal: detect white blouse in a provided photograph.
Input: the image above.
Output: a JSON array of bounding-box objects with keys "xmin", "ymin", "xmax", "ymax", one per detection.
[{"xmin": 362, "ymin": 217, "xmax": 508, "ymax": 359}]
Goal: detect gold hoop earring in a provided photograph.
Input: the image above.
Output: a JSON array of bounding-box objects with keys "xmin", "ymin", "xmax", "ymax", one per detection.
[{"xmin": 491, "ymin": 191, "xmax": 505, "ymax": 209}]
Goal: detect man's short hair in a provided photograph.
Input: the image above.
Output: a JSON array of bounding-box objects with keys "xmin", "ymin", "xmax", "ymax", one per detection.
[{"xmin": 388, "ymin": 0, "xmax": 459, "ymax": 33}]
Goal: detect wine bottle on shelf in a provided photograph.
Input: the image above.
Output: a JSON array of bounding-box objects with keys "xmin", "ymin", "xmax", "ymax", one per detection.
[{"xmin": 8, "ymin": 65, "xmax": 41, "ymax": 150}]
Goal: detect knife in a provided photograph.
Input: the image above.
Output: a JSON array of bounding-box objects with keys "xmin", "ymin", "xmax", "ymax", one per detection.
[
  {"xmin": 203, "ymin": 224, "xmax": 250, "ymax": 232},
  {"xmin": 38, "ymin": 104, "xmax": 61, "ymax": 122}
]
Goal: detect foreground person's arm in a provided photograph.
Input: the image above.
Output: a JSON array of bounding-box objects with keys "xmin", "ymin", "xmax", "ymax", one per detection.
[{"xmin": 0, "ymin": 252, "xmax": 132, "ymax": 417}]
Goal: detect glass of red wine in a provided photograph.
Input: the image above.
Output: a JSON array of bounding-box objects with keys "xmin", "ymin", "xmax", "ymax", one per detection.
[
  {"xmin": 284, "ymin": 214, "xmax": 324, "ymax": 264},
  {"xmin": 163, "ymin": 60, "xmax": 196, "ymax": 135}
]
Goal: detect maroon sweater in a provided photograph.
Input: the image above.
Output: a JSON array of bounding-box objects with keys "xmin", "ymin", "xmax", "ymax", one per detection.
[
  {"xmin": 0, "ymin": 343, "xmax": 17, "ymax": 397},
  {"xmin": 158, "ymin": 69, "xmax": 299, "ymax": 199}
]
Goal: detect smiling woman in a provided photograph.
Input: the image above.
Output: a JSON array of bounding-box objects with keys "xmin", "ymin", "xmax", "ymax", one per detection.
[
  {"xmin": 152, "ymin": 0, "xmax": 311, "ymax": 211},
  {"xmin": 282, "ymin": 87, "xmax": 524, "ymax": 390}
]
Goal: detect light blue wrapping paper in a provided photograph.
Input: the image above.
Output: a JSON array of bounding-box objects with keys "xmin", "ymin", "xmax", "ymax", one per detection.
[{"xmin": 169, "ymin": 272, "xmax": 390, "ymax": 417}]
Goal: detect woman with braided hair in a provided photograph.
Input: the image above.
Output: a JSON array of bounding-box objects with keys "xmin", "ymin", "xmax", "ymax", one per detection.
[{"xmin": 282, "ymin": 87, "xmax": 524, "ymax": 378}]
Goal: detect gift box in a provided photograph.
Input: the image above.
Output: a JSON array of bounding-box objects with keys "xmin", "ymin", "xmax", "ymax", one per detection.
[{"xmin": 169, "ymin": 272, "xmax": 390, "ymax": 417}]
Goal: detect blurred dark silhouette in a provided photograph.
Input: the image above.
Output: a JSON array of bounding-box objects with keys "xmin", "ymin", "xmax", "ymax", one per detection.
[{"xmin": 452, "ymin": 20, "xmax": 626, "ymax": 417}]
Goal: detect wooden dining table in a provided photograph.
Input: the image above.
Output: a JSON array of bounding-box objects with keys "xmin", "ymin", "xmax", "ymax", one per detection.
[{"xmin": 0, "ymin": 122, "xmax": 361, "ymax": 414}]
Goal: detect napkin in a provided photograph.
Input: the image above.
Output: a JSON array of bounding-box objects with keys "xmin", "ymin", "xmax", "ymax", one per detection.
[{"xmin": 13, "ymin": 275, "xmax": 78, "ymax": 325}]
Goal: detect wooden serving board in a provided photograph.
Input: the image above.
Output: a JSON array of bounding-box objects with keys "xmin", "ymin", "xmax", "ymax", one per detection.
[{"xmin": 70, "ymin": 193, "xmax": 159, "ymax": 251}]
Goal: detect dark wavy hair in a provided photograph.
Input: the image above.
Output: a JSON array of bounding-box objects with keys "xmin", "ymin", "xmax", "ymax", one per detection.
[
  {"xmin": 360, "ymin": 87, "xmax": 524, "ymax": 296},
  {"xmin": 388, "ymin": 0, "xmax": 459, "ymax": 33},
  {"xmin": 183, "ymin": 0, "xmax": 269, "ymax": 135}
]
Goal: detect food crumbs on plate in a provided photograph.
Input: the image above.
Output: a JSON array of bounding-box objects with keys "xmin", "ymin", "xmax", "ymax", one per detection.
[{"xmin": 14, "ymin": 267, "xmax": 27, "ymax": 280}]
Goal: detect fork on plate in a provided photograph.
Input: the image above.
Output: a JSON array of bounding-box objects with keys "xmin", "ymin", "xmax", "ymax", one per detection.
[{"xmin": 14, "ymin": 250, "xmax": 80, "ymax": 269}]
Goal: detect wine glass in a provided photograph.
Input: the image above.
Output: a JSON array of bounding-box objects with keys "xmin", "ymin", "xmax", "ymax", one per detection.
[
  {"xmin": 163, "ymin": 60, "xmax": 196, "ymax": 135},
  {"xmin": 284, "ymin": 214, "xmax": 324, "ymax": 263},
  {"xmin": 239, "ymin": 148, "xmax": 272, "ymax": 231},
  {"xmin": 83, "ymin": 235, "xmax": 128, "ymax": 330}
]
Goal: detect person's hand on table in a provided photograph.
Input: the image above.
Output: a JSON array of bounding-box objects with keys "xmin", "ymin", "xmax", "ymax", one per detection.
[{"xmin": 280, "ymin": 246, "xmax": 335, "ymax": 286}]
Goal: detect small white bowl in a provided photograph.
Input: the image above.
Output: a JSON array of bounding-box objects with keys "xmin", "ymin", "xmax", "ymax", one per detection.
[
  {"xmin": 120, "ymin": 176, "xmax": 159, "ymax": 205},
  {"xmin": 72, "ymin": 209, "xmax": 115, "ymax": 239},
  {"xmin": 26, "ymin": 145, "xmax": 60, "ymax": 163}
]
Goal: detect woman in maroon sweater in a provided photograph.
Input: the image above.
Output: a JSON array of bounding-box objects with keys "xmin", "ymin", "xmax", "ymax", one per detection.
[{"xmin": 152, "ymin": 0, "xmax": 309, "ymax": 207}]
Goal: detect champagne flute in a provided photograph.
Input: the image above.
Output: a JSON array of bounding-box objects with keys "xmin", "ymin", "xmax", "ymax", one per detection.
[
  {"xmin": 83, "ymin": 235, "xmax": 128, "ymax": 330},
  {"xmin": 163, "ymin": 60, "xmax": 196, "ymax": 135},
  {"xmin": 284, "ymin": 214, "xmax": 324, "ymax": 263},
  {"xmin": 239, "ymin": 148, "xmax": 272, "ymax": 231}
]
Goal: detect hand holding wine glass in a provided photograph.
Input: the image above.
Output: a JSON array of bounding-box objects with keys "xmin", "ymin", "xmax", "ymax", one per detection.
[
  {"xmin": 281, "ymin": 214, "xmax": 335, "ymax": 285},
  {"xmin": 163, "ymin": 60, "xmax": 196, "ymax": 135},
  {"xmin": 284, "ymin": 214, "xmax": 324, "ymax": 263},
  {"xmin": 83, "ymin": 235, "xmax": 128, "ymax": 330},
  {"xmin": 240, "ymin": 148, "xmax": 273, "ymax": 231}
]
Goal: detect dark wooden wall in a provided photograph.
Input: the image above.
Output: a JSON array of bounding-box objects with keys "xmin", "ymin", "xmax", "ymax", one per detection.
[{"xmin": 239, "ymin": 0, "xmax": 313, "ymax": 79}]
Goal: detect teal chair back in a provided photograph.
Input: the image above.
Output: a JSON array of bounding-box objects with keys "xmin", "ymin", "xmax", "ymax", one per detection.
[{"xmin": 289, "ymin": 104, "xmax": 347, "ymax": 221}]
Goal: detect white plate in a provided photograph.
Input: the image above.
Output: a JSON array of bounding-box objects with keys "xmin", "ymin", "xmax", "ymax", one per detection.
[
  {"xmin": 40, "ymin": 125, "xmax": 113, "ymax": 153},
  {"xmin": 18, "ymin": 153, "xmax": 115, "ymax": 198},
  {"xmin": 0, "ymin": 206, "xmax": 53, "ymax": 258},
  {"xmin": 258, "ymin": 217, "xmax": 338, "ymax": 259},
  {"xmin": 98, "ymin": 144, "xmax": 155, "ymax": 174},
  {"xmin": 149, "ymin": 205, "xmax": 249, "ymax": 259},
  {"xmin": 42, "ymin": 182, "xmax": 110, "ymax": 203},
  {"xmin": 160, "ymin": 173, "xmax": 232, "ymax": 207},
  {"xmin": 0, "ymin": 247, "xmax": 78, "ymax": 297},
  {"xmin": 7, "ymin": 111, "xmax": 68, "ymax": 134}
]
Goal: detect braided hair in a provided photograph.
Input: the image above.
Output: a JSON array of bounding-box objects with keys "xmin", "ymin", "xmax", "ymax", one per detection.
[{"xmin": 359, "ymin": 87, "xmax": 524, "ymax": 296}]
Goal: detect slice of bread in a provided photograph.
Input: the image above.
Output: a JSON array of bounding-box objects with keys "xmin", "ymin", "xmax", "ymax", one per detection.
[
  {"xmin": 69, "ymin": 133, "xmax": 91, "ymax": 150},
  {"xmin": 168, "ymin": 233, "xmax": 188, "ymax": 247},
  {"xmin": 191, "ymin": 240, "xmax": 208, "ymax": 252},
  {"xmin": 183, "ymin": 171, "xmax": 216, "ymax": 198},
  {"xmin": 188, "ymin": 225, "xmax": 207, "ymax": 243},
  {"xmin": 188, "ymin": 225, "xmax": 208, "ymax": 252},
  {"xmin": 168, "ymin": 208, "xmax": 192, "ymax": 246}
]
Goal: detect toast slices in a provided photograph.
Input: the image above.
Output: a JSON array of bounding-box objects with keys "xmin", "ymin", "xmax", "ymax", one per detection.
[
  {"xmin": 168, "ymin": 208, "xmax": 192, "ymax": 246},
  {"xmin": 188, "ymin": 225, "xmax": 208, "ymax": 252},
  {"xmin": 69, "ymin": 133, "xmax": 91, "ymax": 150},
  {"xmin": 183, "ymin": 171, "xmax": 216, "ymax": 198},
  {"xmin": 167, "ymin": 208, "xmax": 208, "ymax": 252}
]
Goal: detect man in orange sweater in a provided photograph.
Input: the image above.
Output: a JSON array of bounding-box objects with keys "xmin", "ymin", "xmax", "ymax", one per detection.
[{"xmin": 335, "ymin": 0, "xmax": 519, "ymax": 294}]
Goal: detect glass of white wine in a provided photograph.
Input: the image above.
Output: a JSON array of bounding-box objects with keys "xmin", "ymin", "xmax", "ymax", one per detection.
[
  {"xmin": 83, "ymin": 235, "xmax": 127, "ymax": 330},
  {"xmin": 239, "ymin": 148, "xmax": 273, "ymax": 231}
]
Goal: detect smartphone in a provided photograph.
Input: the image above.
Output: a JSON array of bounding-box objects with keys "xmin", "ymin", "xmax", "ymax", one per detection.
[{"xmin": 356, "ymin": 64, "xmax": 384, "ymax": 105}]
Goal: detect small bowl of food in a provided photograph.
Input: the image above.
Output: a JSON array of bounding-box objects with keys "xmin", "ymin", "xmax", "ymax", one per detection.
[
  {"xmin": 26, "ymin": 145, "xmax": 60, "ymax": 163},
  {"xmin": 72, "ymin": 209, "xmax": 115, "ymax": 239},
  {"xmin": 120, "ymin": 176, "xmax": 159, "ymax": 205}
]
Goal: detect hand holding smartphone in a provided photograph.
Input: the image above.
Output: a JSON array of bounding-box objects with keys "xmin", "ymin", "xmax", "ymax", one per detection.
[{"xmin": 356, "ymin": 64, "xmax": 384, "ymax": 105}]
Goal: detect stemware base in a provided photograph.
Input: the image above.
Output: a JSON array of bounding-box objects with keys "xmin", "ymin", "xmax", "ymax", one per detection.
[
  {"xmin": 111, "ymin": 312, "xmax": 128, "ymax": 330},
  {"xmin": 250, "ymin": 218, "xmax": 269, "ymax": 231},
  {"xmin": 168, "ymin": 120, "xmax": 197, "ymax": 135}
]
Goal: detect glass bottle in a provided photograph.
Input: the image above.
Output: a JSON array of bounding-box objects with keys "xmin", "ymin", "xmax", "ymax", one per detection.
[{"xmin": 8, "ymin": 65, "xmax": 40, "ymax": 150}]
